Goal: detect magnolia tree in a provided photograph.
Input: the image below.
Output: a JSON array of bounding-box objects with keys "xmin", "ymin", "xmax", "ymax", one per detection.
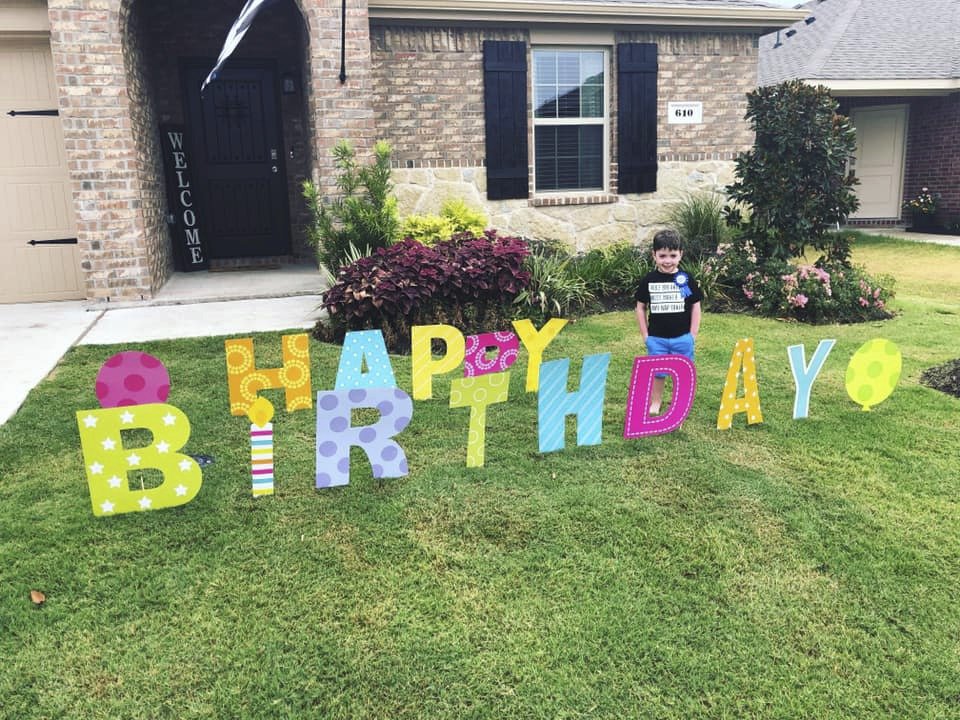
[{"xmin": 726, "ymin": 80, "xmax": 859, "ymax": 263}]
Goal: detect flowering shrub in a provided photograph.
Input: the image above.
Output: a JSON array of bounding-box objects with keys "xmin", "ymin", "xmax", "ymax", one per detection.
[
  {"xmin": 697, "ymin": 233, "xmax": 894, "ymax": 323},
  {"xmin": 903, "ymin": 187, "xmax": 939, "ymax": 215},
  {"xmin": 739, "ymin": 261, "xmax": 893, "ymax": 323},
  {"xmin": 317, "ymin": 231, "xmax": 530, "ymax": 352}
]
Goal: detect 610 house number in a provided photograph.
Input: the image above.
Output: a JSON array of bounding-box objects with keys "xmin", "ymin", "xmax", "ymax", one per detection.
[{"xmin": 667, "ymin": 101, "xmax": 702, "ymax": 124}]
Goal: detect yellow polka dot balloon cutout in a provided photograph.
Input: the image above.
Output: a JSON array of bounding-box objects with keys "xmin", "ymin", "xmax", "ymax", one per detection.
[{"xmin": 845, "ymin": 338, "xmax": 901, "ymax": 412}]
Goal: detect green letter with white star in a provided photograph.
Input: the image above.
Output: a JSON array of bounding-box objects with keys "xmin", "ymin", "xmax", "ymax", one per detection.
[{"xmin": 76, "ymin": 404, "xmax": 202, "ymax": 517}]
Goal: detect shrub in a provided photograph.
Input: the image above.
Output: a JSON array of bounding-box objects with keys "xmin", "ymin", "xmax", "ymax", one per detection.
[
  {"xmin": 440, "ymin": 198, "xmax": 488, "ymax": 236},
  {"xmin": 399, "ymin": 198, "xmax": 489, "ymax": 245},
  {"xmin": 398, "ymin": 214, "xmax": 456, "ymax": 246},
  {"xmin": 663, "ymin": 192, "xmax": 730, "ymax": 262},
  {"xmin": 516, "ymin": 241, "xmax": 594, "ymax": 320},
  {"xmin": 739, "ymin": 261, "xmax": 894, "ymax": 323},
  {"xmin": 726, "ymin": 80, "xmax": 859, "ymax": 264},
  {"xmin": 303, "ymin": 139, "xmax": 399, "ymax": 274},
  {"xmin": 317, "ymin": 231, "xmax": 529, "ymax": 352},
  {"xmin": 433, "ymin": 231, "xmax": 530, "ymax": 328},
  {"xmin": 569, "ymin": 242, "xmax": 652, "ymax": 304}
]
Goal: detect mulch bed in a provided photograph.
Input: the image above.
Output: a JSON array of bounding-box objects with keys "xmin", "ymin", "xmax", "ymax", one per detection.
[{"xmin": 920, "ymin": 358, "xmax": 960, "ymax": 398}]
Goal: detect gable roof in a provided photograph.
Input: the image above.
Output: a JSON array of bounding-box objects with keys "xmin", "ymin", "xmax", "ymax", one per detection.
[
  {"xmin": 370, "ymin": 0, "xmax": 806, "ymax": 32},
  {"xmin": 759, "ymin": 0, "xmax": 960, "ymax": 94}
]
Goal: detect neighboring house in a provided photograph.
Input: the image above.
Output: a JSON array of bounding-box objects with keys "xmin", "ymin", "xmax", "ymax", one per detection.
[
  {"xmin": 0, "ymin": 0, "xmax": 802, "ymax": 303},
  {"xmin": 759, "ymin": 0, "xmax": 960, "ymax": 228}
]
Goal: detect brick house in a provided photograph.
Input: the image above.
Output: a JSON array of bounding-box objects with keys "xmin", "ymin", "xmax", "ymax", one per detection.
[
  {"xmin": 0, "ymin": 0, "xmax": 801, "ymax": 304},
  {"xmin": 759, "ymin": 0, "xmax": 960, "ymax": 228}
]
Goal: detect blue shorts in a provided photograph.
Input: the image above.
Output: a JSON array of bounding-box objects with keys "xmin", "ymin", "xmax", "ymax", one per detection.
[{"xmin": 646, "ymin": 333, "xmax": 695, "ymax": 377}]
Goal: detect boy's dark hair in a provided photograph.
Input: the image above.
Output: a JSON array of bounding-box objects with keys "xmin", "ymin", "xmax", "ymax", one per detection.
[{"xmin": 652, "ymin": 229, "xmax": 683, "ymax": 251}]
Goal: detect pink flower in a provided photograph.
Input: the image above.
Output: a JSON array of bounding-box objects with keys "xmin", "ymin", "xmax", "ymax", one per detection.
[
  {"xmin": 744, "ymin": 288, "xmax": 754, "ymax": 300},
  {"xmin": 875, "ymin": 300, "xmax": 885, "ymax": 309},
  {"xmin": 873, "ymin": 288, "xmax": 881, "ymax": 299},
  {"xmin": 859, "ymin": 297, "xmax": 869, "ymax": 307},
  {"xmin": 790, "ymin": 293, "xmax": 809, "ymax": 308}
]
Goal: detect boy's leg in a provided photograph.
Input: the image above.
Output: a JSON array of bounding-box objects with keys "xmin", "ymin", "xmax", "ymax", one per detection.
[
  {"xmin": 650, "ymin": 376, "xmax": 666, "ymax": 414},
  {"xmin": 647, "ymin": 334, "xmax": 695, "ymax": 415},
  {"xmin": 644, "ymin": 335, "xmax": 670, "ymax": 414}
]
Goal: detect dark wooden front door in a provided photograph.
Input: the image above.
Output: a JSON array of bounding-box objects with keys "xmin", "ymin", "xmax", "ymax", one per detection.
[{"xmin": 183, "ymin": 62, "xmax": 290, "ymax": 259}]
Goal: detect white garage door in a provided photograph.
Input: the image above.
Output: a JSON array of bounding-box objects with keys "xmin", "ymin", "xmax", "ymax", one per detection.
[{"xmin": 0, "ymin": 35, "xmax": 82, "ymax": 303}]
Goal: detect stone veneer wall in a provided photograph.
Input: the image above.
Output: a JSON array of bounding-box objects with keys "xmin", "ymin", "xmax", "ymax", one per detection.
[{"xmin": 371, "ymin": 25, "xmax": 758, "ymax": 250}]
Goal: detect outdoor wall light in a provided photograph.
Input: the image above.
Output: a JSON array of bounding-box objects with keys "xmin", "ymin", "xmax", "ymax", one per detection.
[{"xmin": 281, "ymin": 73, "xmax": 297, "ymax": 95}]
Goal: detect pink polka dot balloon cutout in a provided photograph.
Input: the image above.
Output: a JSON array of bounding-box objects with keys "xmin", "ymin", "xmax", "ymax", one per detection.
[{"xmin": 95, "ymin": 351, "xmax": 171, "ymax": 408}]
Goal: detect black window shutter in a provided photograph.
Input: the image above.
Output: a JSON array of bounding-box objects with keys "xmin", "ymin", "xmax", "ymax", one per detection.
[
  {"xmin": 617, "ymin": 44, "xmax": 658, "ymax": 194},
  {"xmin": 483, "ymin": 40, "xmax": 528, "ymax": 200}
]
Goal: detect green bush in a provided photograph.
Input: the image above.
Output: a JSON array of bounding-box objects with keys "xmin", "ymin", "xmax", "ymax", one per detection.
[
  {"xmin": 399, "ymin": 198, "xmax": 488, "ymax": 245},
  {"xmin": 303, "ymin": 139, "xmax": 399, "ymax": 274},
  {"xmin": 516, "ymin": 241, "xmax": 594, "ymax": 320},
  {"xmin": 568, "ymin": 242, "xmax": 653, "ymax": 310},
  {"xmin": 663, "ymin": 192, "xmax": 730, "ymax": 262},
  {"xmin": 726, "ymin": 80, "xmax": 859, "ymax": 264},
  {"xmin": 397, "ymin": 214, "xmax": 455, "ymax": 245}
]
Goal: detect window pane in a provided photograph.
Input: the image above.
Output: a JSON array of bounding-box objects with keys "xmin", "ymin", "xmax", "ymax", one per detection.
[
  {"xmin": 535, "ymin": 125, "xmax": 604, "ymax": 192},
  {"xmin": 581, "ymin": 52, "xmax": 603, "ymax": 83},
  {"xmin": 534, "ymin": 51, "xmax": 557, "ymax": 84},
  {"xmin": 534, "ymin": 85, "xmax": 558, "ymax": 118},
  {"xmin": 533, "ymin": 49, "xmax": 605, "ymax": 120},
  {"xmin": 557, "ymin": 85, "xmax": 580, "ymax": 118},
  {"xmin": 580, "ymin": 85, "xmax": 603, "ymax": 118}
]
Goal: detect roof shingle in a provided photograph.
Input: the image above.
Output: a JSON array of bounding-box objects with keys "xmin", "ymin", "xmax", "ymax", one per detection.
[{"xmin": 759, "ymin": 0, "xmax": 960, "ymax": 85}]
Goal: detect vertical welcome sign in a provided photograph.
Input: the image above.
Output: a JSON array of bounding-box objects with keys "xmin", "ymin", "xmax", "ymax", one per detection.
[{"xmin": 160, "ymin": 124, "xmax": 208, "ymax": 271}]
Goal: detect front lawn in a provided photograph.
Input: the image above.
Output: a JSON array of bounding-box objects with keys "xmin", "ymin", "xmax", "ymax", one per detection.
[{"xmin": 1, "ymin": 235, "xmax": 958, "ymax": 719}]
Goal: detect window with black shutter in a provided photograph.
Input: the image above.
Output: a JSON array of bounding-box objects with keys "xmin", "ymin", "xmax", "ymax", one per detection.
[
  {"xmin": 532, "ymin": 49, "xmax": 607, "ymax": 193},
  {"xmin": 483, "ymin": 41, "xmax": 529, "ymax": 200},
  {"xmin": 617, "ymin": 43, "xmax": 658, "ymax": 194}
]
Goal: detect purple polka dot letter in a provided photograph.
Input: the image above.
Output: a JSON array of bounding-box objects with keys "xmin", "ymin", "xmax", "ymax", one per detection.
[{"xmin": 314, "ymin": 388, "xmax": 412, "ymax": 488}]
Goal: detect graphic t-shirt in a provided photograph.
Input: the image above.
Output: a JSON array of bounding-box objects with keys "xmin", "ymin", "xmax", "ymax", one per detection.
[{"xmin": 634, "ymin": 269, "xmax": 703, "ymax": 338}]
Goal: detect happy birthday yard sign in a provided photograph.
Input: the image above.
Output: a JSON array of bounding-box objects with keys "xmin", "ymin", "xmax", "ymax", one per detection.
[{"xmin": 75, "ymin": 322, "xmax": 903, "ymax": 516}]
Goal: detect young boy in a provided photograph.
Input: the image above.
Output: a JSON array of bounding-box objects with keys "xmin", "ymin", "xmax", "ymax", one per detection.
[{"xmin": 634, "ymin": 229, "xmax": 703, "ymax": 414}]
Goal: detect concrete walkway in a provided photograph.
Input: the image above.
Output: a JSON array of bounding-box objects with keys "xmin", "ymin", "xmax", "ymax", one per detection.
[
  {"xmin": 857, "ymin": 227, "xmax": 960, "ymax": 247},
  {"xmin": 1, "ymin": 265, "xmax": 323, "ymax": 426}
]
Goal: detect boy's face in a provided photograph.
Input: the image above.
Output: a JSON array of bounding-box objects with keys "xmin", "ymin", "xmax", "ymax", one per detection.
[{"xmin": 652, "ymin": 247, "xmax": 683, "ymax": 274}]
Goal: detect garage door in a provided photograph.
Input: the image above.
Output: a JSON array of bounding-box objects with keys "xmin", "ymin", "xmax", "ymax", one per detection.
[{"xmin": 0, "ymin": 35, "xmax": 82, "ymax": 303}]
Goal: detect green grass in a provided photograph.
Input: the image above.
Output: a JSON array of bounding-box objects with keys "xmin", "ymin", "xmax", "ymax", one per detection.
[{"xmin": 2, "ymin": 236, "xmax": 959, "ymax": 719}]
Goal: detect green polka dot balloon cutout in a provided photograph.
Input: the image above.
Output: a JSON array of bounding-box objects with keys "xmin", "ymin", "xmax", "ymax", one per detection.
[{"xmin": 845, "ymin": 338, "xmax": 902, "ymax": 411}]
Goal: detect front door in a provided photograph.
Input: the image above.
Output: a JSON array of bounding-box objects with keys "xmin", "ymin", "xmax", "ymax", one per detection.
[
  {"xmin": 849, "ymin": 105, "xmax": 907, "ymax": 220},
  {"xmin": 183, "ymin": 62, "xmax": 290, "ymax": 259}
]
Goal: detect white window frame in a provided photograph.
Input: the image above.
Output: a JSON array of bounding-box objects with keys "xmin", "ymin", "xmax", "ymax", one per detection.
[{"xmin": 531, "ymin": 46, "xmax": 610, "ymax": 195}]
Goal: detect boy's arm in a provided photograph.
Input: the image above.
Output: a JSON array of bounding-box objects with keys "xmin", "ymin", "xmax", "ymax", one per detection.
[
  {"xmin": 635, "ymin": 301, "xmax": 649, "ymax": 341},
  {"xmin": 689, "ymin": 301, "xmax": 702, "ymax": 340}
]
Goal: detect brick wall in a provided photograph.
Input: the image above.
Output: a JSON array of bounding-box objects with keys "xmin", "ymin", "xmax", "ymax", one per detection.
[
  {"xmin": 49, "ymin": 0, "xmax": 156, "ymax": 300},
  {"xmin": 903, "ymin": 94, "xmax": 960, "ymax": 221},
  {"xmin": 618, "ymin": 30, "xmax": 757, "ymax": 159},
  {"xmin": 122, "ymin": 0, "xmax": 169, "ymax": 295},
  {"xmin": 372, "ymin": 24, "xmax": 757, "ymax": 248},
  {"xmin": 372, "ymin": 27, "xmax": 756, "ymax": 168}
]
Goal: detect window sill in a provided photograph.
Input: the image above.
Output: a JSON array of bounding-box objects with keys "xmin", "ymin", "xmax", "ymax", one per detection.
[{"xmin": 529, "ymin": 193, "xmax": 618, "ymax": 207}]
